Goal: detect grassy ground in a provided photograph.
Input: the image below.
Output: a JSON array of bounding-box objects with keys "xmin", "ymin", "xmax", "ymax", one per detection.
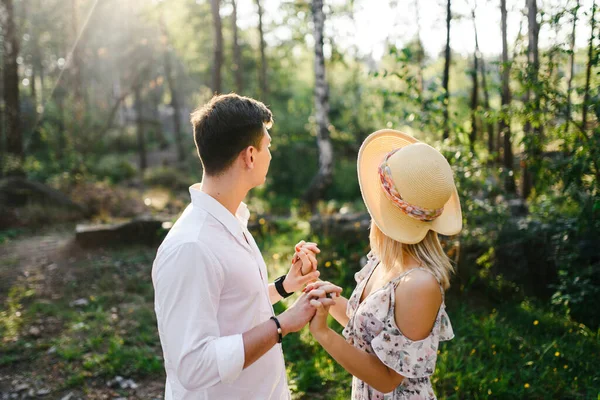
[{"xmin": 0, "ymin": 220, "xmax": 599, "ymax": 399}]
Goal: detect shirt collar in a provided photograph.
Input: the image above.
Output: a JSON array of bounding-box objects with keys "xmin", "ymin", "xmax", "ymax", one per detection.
[{"xmin": 189, "ymin": 184, "xmax": 250, "ymax": 238}]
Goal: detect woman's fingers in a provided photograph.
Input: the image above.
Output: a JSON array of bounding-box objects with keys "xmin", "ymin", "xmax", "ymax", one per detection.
[{"xmin": 306, "ymin": 285, "xmax": 342, "ymax": 300}]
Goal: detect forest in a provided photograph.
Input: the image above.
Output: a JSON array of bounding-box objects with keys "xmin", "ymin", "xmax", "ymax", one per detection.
[{"xmin": 0, "ymin": 0, "xmax": 599, "ymax": 398}]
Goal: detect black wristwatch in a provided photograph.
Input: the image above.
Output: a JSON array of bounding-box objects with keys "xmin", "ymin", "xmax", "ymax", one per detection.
[{"xmin": 274, "ymin": 275, "xmax": 293, "ymax": 298}]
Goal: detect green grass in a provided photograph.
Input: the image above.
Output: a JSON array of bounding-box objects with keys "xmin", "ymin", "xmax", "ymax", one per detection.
[{"xmin": 0, "ymin": 221, "xmax": 599, "ymax": 398}]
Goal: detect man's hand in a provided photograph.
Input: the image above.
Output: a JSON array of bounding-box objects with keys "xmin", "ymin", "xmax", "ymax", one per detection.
[
  {"xmin": 283, "ymin": 241, "xmax": 320, "ymax": 293},
  {"xmin": 278, "ymin": 290, "xmax": 336, "ymax": 336}
]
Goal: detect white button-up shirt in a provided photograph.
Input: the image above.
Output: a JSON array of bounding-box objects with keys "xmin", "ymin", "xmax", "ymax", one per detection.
[{"xmin": 152, "ymin": 184, "xmax": 290, "ymax": 400}]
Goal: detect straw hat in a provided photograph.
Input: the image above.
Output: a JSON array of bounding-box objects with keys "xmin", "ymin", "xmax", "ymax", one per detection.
[{"xmin": 357, "ymin": 129, "xmax": 462, "ymax": 244}]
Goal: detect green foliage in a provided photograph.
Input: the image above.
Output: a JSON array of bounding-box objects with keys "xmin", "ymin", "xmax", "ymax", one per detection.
[
  {"xmin": 143, "ymin": 166, "xmax": 193, "ymax": 191},
  {"xmin": 88, "ymin": 155, "xmax": 137, "ymax": 184}
]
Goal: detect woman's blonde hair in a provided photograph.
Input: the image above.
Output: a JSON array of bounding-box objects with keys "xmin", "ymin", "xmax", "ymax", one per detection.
[{"xmin": 369, "ymin": 220, "xmax": 453, "ymax": 290}]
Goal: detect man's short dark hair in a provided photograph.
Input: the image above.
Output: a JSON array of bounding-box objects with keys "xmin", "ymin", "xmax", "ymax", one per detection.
[{"xmin": 191, "ymin": 94, "xmax": 273, "ymax": 176}]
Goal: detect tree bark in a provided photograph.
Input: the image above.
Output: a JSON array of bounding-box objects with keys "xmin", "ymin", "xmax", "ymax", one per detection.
[
  {"xmin": 159, "ymin": 15, "xmax": 185, "ymax": 161},
  {"xmin": 210, "ymin": 0, "xmax": 223, "ymax": 94},
  {"xmin": 70, "ymin": 0, "xmax": 85, "ymax": 121},
  {"xmin": 582, "ymin": 0, "xmax": 596, "ymax": 130},
  {"xmin": 473, "ymin": 8, "xmax": 493, "ymax": 156},
  {"xmin": 304, "ymin": 0, "xmax": 333, "ymax": 208},
  {"xmin": 134, "ymin": 84, "xmax": 147, "ymax": 171},
  {"xmin": 500, "ymin": 0, "xmax": 516, "ymax": 192},
  {"xmin": 442, "ymin": 0, "xmax": 451, "ymax": 140},
  {"xmin": 256, "ymin": 0, "xmax": 268, "ymax": 100},
  {"xmin": 232, "ymin": 0, "xmax": 243, "ymax": 93},
  {"xmin": 0, "ymin": 0, "xmax": 23, "ymax": 173},
  {"xmin": 522, "ymin": 0, "xmax": 541, "ymax": 199},
  {"xmin": 565, "ymin": 0, "xmax": 580, "ymax": 133},
  {"xmin": 469, "ymin": 8, "xmax": 479, "ymax": 153}
]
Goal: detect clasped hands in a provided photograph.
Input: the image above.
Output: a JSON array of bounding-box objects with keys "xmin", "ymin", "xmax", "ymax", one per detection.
[{"xmin": 277, "ymin": 241, "xmax": 341, "ymax": 338}]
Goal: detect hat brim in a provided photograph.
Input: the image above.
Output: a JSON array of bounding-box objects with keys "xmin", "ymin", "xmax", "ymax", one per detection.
[{"xmin": 357, "ymin": 129, "xmax": 462, "ymax": 245}]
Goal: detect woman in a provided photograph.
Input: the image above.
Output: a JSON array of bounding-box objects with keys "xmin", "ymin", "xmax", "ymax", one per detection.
[{"xmin": 306, "ymin": 129, "xmax": 461, "ymax": 399}]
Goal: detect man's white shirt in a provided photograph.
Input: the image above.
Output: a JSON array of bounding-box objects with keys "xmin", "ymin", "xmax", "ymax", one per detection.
[{"xmin": 152, "ymin": 184, "xmax": 290, "ymax": 399}]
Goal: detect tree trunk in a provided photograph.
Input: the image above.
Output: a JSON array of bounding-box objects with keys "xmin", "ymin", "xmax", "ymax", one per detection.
[
  {"xmin": 70, "ymin": 0, "xmax": 85, "ymax": 121},
  {"xmin": 522, "ymin": 0, "xmax": 541, "ymax": 199},
  {"xmin": 565, "ymin": 0, "xmax": 580, "ymax": 133},
  {"xmin": 232, "ymin": 0, "xmax": 243, "ymax": 93},
  {"xmin": 134, "ymin": 85, "xmax": 147, "ymax": 171},
  {"xmin": 304, "ymin": 0, "xmax": 333, "ymax": 208},
  {"xmin": 469, "ymin": 8, "xmax": 479, "ymax": 153},
  {"xmin": 1, "ymin": 0, "xmax": 23, "ymax": 173},
  {"xmin": 210, "ymin": 0, "xmax": 223, "ymax": 94},
  {"xmin": 256, "ymin": 0, "xmax": 268, "ymax": 100},
  {"xmin": 582, "ymin": 1, "xmax": 596, "ymax": 130},
  {"xmin": 160, "ymin": 15, "xmax": 185, "ymax": 162},
  {"xmin": 415, "ymin": 0, "xmax": 424, "ymax": 104},
  {"xmin": 500, "ymin": 0, "xmax": 516, "ymax": 193},
  {"xmin": 442, "ymin": 0, "xmax": 451, "ymax": 140},
  {"xmin": 473, "ymin": 8, "xmax": 493, "ymax": 156}
]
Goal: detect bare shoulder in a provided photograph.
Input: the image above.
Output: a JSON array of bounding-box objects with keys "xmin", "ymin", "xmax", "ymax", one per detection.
[{"xmin": 393, "ymin": 269, "xmax": 442, "ymax": 341}]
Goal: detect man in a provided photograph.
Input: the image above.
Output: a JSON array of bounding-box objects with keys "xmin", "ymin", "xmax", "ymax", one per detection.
[{"xmin": 152, "ymin": 94, "xmax": 340, "ymax": 399}]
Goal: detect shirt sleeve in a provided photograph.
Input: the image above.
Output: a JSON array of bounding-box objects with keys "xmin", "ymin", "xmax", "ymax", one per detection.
[{"xmin": 153, "ymin": 241, "xmax": 245, "ymax": 391}]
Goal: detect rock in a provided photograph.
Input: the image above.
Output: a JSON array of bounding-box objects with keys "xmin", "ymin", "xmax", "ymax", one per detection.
[
  {"xmin": 46, "ymin": 346, "xmax": 57, "ymax": 355},
  {"xmin": 28, "ymin": 326, "xmax": 41, "ymax": 337},
  {"xmin": 69, "ymin": 298, "xmax": 89, "ymax": 307},
  {"xmin": 13, "ymin": 384, "xmax": 29, "ymax": 392},
  {"xmin": 60, "ymin": 393, "xmax": 74, "ymax": 400},
  {"xmin": 75, "ymin": 216, "xmax": 168, "ymax": 248},
  {"xmin": 37, "ymin": 389, "xmax": 51, "ymax": 396},
  {"xmin": 309, "ymin": 212, "xmax": 371, "ymax": 244}
]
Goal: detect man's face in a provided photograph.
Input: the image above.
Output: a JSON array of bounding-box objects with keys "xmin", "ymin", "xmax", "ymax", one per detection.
[{"xmin": 253, "ymin": 127, "xmax": 272, "ymax": 186}]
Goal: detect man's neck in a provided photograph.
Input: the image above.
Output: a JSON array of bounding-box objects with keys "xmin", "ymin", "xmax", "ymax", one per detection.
[{"xmin": 200, "ymin": 172, "xmax": 249, "ymax": 216}]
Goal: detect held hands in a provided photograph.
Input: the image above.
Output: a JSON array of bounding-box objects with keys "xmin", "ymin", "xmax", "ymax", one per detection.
[
  {"xmin": 283, "ymin": 241, "xmax": 321, "ymax": 294},
  {"xmin": 305, "ymin": 281, "xmax": 342, "ymax": 337},
  {"xmin": 278, "ymin": 281, "xmax": 342, "ymax": 337}
]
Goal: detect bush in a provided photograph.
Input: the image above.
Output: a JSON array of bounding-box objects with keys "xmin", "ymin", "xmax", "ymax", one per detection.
[
  {"xmin": 88, "ymin": 155, "xmax": 137, "ymax": 184},
  {"xmin": 143, "ymin": 166, "xmax": 192, "ymax": 191}
]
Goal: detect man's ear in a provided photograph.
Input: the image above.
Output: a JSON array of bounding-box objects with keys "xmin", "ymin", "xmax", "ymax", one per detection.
[{"xmin": 241, "ymin": 146, "xmax": 255, "ymax": 169}]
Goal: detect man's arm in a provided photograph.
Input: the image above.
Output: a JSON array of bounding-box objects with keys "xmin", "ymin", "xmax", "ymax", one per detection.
[{"xmin": 154, "ymin": 243, "xmax": 323, "ymax": 391}]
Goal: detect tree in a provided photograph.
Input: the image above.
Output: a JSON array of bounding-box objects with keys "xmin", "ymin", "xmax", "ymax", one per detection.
[
  {"xmin": 69, "ymin": 0, "xmax": 85, "ymax": 121},
  {"xmin": 1, "ymin": 0, "xmax": 23, "ymax": 174},
  {"xmin": 134, "ymin": 82, "xmax": 147, "ymax": 171},
  {"xmin": 565, "ymin": 0, "xmax": 580, "ymax": 133},
  {"xmin": 210, "ymin": 0, "xmax": 223, "ymax": 94},
  {"xmin": 304, "ymin": 0, "xmax": 333, "ymax": 207},
  {"xmin": 256, "ymin": 0, "xmax": 267, "ymax": 100},
  {"xmin": 232, "ymin": 0, "xmax": 243, "ymax": 93},
  {"xmin": 473, "ymin": 5, "xmax": 494, "ymax": 155},
  {"xmin": 442, "ymin": 0, "xmax": 451, "ymax": 140},
  {"xmin": 582, "ymin": 0, "xmax": 596, "ymax": 130},
  {"xmin": 159, "ymin": 15, "xmax": 185, "ymax": 161},
  {"xmin": 522, "ymin": 0, "xmax": 541, "ymax": 199},
  {"xmin": 500, "ymin": 0, "xmax": 516, "ymax": 192},
  {"xmin": 469, "ymin": 7, "xmax": 479, "ymax": 153}
]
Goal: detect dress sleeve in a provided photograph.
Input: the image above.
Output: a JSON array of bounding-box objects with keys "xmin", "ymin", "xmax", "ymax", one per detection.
[
  {"xmin": 354, "ymin": 252, "xmax": 376, "ymax": 284},
  {"xmin": 371, "ymin": 309, "xmax": 454, "ymax": 379}
]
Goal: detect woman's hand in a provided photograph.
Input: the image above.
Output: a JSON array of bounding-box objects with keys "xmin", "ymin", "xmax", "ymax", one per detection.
[
  {"xmin": 306, "ymin": 281, "xmax": 342, "ymax": 337},
  {"xmin": 283, "ymin": 241, "xmax": 321, "ymax": 293}
]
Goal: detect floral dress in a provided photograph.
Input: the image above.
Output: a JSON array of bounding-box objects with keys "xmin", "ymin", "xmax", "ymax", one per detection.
[{"xmin": 342, "ymin": 253, "xmax": 454, "ymax": 400}]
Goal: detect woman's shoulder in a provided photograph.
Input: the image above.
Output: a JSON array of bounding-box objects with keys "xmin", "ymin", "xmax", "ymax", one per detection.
[{"xmin": 392, "ymin": 268, "xmax": 443, "ymax": 341}]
